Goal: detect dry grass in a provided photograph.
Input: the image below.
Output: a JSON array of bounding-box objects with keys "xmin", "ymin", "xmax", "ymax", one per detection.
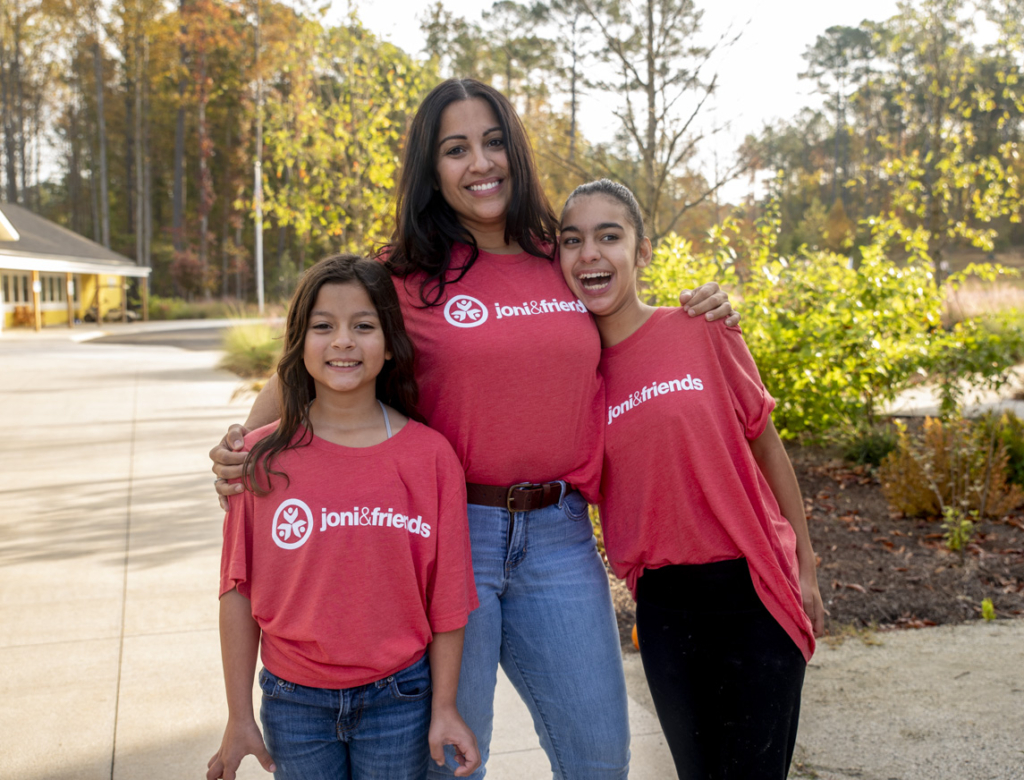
[
  {"xmin": 218, "ymin": 321, "xmax": 283, "ymax": 378},
  {"xmin": 945, "ymin": 278, "xmax": 1024, "ymax": 325}
]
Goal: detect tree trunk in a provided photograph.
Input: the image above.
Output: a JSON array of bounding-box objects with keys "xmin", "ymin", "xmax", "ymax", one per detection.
[
  {"xmin": 220, "ymin": 120, "xmax": 232, "ymax": 298},
  {"xmin": 143, "ymin": 37, "xmax": 152, "ymax": 268},
  {"xmin": 197, "ymin": 52, "xmax": 212, "ymax": 298},
  {"xmin": 643, "ymin": 0, "xmax": 657, "ymax": 235},
  {"xmin": 89, "ymin": 141, "xmax": 101, "ymax": 242},
  {"xmin": 1, "ymin": 15, "xmax": 18, "ymax": 203},
  {"xmin": 568, "ymin": 24, "xmax": 578, "ymax": 163},
  {"xmin": 172, "ymin": 0, "xmax": 187, "ymax": 254},
  {"xmin": 15, "ymin": 12, "xmax": 27, "ymax": 206},
  {"xmin": 134, "ymin": 7, "xmax": 144, "ymax": 266},
  {"xmin": 93, "ymin": 37, "xmax": 110, "ymax": 248}
]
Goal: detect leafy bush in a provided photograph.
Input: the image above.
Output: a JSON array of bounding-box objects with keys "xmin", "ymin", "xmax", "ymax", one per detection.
[
  {"xmin": 879, "ymin": 417, "xmax": 1024, "ymax": 518},
  {"xmin": 975, "ymin": 411, "xmax": 1024, "ymax": 490},
  {"xmin": 218, "ymin": 322, "xmax": 283, "ymax": 379},
  {"xmin": 842, "ymin": 424, "xmax": 898, "ymax": 467},
  {"xmin": 643, "ymin": 193, "xmax": 1023, "ymax": 439},
  {"xmin": 148, "ymin": 295, "xmax": 257, "ymax": 321}
]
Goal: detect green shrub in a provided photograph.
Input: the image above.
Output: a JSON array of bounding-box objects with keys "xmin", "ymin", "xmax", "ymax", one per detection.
[
  {"xmin": 975, "ymin": 411, "xmax": 1024, "ymax": 490},
  {"xmin": 218, "ymin": 322, "xmax": 283, "ymax": 379},
  {"xmin": 148, "ymin": 295, "xmax": 276, "ymax": 321},
  {"xmin": 879, "ymin": 417, "xmax": 1024, "ymax": 518},
  {"xmin": 643, "ymin": 192, "xmax": 1022, "ymax": 439},
  {"xmin": 842, "ymin": 424, "xmax": 898, "ymax": 467}
]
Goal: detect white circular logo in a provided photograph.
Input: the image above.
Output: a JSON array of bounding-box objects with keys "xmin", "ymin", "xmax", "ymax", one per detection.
[
  {"xmin": 272, "ymin": 498, "xmax": 315, "ymax": 550},
  {"xmin": 444, "ymin": 295, "xmax": 489, "ymax": 328}
]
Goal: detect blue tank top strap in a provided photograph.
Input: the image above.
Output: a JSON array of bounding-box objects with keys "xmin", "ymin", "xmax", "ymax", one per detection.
[{"xmin": 378, "ymin": 400, "xmax": 393, "ymax": 439}]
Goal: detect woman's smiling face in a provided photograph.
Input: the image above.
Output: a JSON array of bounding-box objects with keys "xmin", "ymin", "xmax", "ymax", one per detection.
[
  {"xmin": 435, "ymin": 98, "xmax": 512, "ymax": 239},
  {"xmin": 559, "ymin": 193, "xmax": 652, "ymax": 319}
]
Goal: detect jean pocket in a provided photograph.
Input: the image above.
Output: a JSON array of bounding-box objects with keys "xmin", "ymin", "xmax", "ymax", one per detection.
[
  {"xmin": 561, "ymin": 490, "xmax": 590, "ymax": 522},
  {"xmin": 258, "ymin": 668, "xmax": 294, "ymax": 699},
  {"xmin": 389, "ymin": 657, "xmax": 433, "ymax": 702}
]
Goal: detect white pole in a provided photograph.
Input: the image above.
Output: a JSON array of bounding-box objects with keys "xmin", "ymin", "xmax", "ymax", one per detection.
[{"xmin": 253, "ymin": 0, "xmax": 264, "ymax": 314}]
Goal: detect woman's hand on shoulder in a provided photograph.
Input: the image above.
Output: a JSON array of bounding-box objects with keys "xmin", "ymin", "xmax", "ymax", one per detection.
[
  {"xmin": 210, "ymin": 425, "xmax": 250, "ymax": 511},
  {"xmin": 678, "ymin": 282, "xmax": 739, "ymax": 327}
]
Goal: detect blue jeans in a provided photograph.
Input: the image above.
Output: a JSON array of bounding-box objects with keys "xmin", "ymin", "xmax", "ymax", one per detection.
[
  {"xmin": 429, "ymin": 489, "xmax": 630, "ymax": 779},
  {"xmin": 259, "ymin": 654, "xmax": 432, "ymax": 780}
]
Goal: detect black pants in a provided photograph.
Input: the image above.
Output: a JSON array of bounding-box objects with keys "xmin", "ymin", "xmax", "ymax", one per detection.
[{"xmin": 635, "ymin": 558, "xmax": 806, "ymax": 780}]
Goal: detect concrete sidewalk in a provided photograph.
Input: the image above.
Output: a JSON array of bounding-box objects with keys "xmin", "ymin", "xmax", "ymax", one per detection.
[{"xmin": 1, "ymin": 326, "xmax": 1022, "ymax": 780}]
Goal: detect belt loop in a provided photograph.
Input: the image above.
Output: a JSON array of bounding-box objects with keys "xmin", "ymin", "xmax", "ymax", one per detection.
[{"xmin": 556, "ymin": 480, "xmax": 568, "ymax": 508}]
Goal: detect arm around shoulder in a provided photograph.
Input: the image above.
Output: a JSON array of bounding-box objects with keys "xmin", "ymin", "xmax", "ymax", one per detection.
[{"xmin": 211, "ymin": 374, "xmax": 285, "ymax": 508}]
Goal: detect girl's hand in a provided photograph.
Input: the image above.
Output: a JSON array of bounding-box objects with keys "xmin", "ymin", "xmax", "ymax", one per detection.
[
  {"xmin": 210, "ymin": 425, "xmax": 250, "ymax": 510},
  {"xmin": 800, "ymin": 567, "xmax": 826, "ymax": 638},
  {"xmin": 206, "ymin": 717, "xmax": 276, "ymax": 780},
  {"xmin": 679, "ymin": 282, "xmax": 739, "ymax": 327},
  {"xmin": 429, "ymin": 706, "xmax": 481, "ymax": 778}
]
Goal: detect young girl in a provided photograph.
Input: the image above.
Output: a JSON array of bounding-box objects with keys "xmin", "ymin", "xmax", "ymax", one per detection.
[
  {"xmin": 206, "ymin": 255, "xmax": 481, "ymax": 780},
  {"xmin": 558, "ymin": 180, "xmax": 825, "ymax": 780}
]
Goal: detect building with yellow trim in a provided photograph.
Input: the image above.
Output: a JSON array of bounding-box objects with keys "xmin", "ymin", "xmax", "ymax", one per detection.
[{"xmin": 0, "ymin": 203, "xmax": 151, "ymax": 332}]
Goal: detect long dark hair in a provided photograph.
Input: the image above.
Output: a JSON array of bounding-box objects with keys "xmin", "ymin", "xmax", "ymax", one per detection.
[
  {"xmin": 244, "ymin": 254, "xmax": 421, "ymax": 495},
  {"xmin": 384, "ymin": 78, "xmax": 558, "ymax": 306}
]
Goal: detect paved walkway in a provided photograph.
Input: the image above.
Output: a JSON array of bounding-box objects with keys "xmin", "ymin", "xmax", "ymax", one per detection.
[{"xmin": 1, "ymin": 322, "xmax": 1021, "ymax": 779}]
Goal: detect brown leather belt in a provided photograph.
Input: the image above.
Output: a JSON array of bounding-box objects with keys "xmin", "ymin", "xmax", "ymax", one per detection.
[{"xmin": 466, "ymin": 481, "xmax": 568, "ymax": 513}]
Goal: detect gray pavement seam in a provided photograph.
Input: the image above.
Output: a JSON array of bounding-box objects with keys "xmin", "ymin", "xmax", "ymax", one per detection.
[{"xmin": 109, "ymin": 369, "xmax": 140, "ymax": 780}]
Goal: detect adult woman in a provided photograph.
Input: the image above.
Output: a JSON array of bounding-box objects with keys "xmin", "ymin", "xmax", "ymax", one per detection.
[{"xmin": 211, "ymin": 79, "xmax": 736, "ymax": 779}]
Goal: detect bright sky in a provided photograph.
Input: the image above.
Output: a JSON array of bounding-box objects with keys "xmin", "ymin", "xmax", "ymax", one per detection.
[{"xmin": 350, "ymin": 0, "xmax": 906, "ymax": 201}]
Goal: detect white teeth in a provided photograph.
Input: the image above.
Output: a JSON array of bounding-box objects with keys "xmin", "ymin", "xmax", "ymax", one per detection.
[
  {"xmin": 578, "ymin": 271, "xmax": 612, "ymax": 290},
  {"xmin": 468, "ymin": 181, "xmax": 500, "ymax": 192},
  {"xmin": 328, "ymin": 361, "xmax": 359, "ymax": 367}
]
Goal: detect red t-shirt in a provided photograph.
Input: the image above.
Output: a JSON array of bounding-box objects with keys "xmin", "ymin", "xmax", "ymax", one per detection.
[
  {"xmin": 220, "ymin": 419, "xmax": 479, "ymax": 689},
  {"xmin": 599, "ymin": 307, "xmax": 814, "ymax": 660},
  {"xmin": 393, "ymin": 244, "xmax": 603, "ymax": 501}
]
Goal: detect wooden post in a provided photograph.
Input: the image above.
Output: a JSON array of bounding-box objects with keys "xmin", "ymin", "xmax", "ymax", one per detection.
[
  {"xmin": 66, "ymin": 273, "xmax": 75, "ymax": 329},
  {"xmin": 141, "ymin": 276, "xmax": 149, "ymax": 321},
  {"xmin": 31, "ymin": 270, "xmax": 41, "ymax": 332},
  {"xmin": 122, "ymin": 277, "xmax": 128, "ymax": 323}
]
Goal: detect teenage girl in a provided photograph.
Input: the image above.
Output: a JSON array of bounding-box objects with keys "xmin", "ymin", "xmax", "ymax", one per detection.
[
  {"xmin": 206, "ymin": 255, "xmax": 480, "ymax": 780},
  {"xmin": 210, "ymin": 79, "xmax": 737, "ymax": 780},
  {"xmin": 558, "ymin": 180, "xmax": 825, "ymax": 780}
]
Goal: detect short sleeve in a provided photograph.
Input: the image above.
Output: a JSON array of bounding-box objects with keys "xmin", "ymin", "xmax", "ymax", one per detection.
[
  {"xmin": 425, "ymin": 452, "xmax": 478, "ymax": 634},
  {"xmin": 713, "ymin": 324, "xmax": 775, "ymax": 440},
  {"xmin": 219, "ymin": 484, "xmax": 254, "ymax": 599}
]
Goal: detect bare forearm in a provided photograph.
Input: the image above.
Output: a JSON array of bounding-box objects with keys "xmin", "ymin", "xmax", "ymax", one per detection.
[
  {"xmin": 427, "ymin": 628, "xmax": 465, "ymax": 711},
  {"xmin": 220, "ymin": 588, "xmax": 261, "ymax": 720},
  {"xmin": 245, "ymin": 373, "xmax": 283, "ymax": 430},
  {"xmin": 749, "ymin": 419, "xmax": 815, "ymax": 572}
]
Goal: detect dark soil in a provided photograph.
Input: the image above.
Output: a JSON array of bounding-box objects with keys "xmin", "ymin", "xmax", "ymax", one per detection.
[{"xmin": 608, "ymin": 445, "xmax": 1024, "ymax": 651}]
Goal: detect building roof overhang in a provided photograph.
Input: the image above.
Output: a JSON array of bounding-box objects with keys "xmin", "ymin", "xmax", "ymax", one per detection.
[
  {"xmin": 0, "ymin": 202, "xmax": 150, "ymax": 278},
  {"xmin": 0, "ymin": 248, "xmax": 151, "ymax": 277}
]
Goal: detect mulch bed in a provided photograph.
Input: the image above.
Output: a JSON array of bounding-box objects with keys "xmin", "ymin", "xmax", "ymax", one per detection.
[{"xmin": 608, "ymin": 445, "xmax": 1024, "ymax": 650}]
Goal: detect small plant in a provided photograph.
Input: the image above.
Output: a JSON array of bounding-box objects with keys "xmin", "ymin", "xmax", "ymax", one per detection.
[
  {"xmin": 976, "ymin": 411, "xmax": 1024, "ymax": 490},
  {"xmin": 942, "ymin": 506, "xmax": 976, "ymax": 561},
  {"xmin": 981, "ymin": 598, "xmax": 996, "ymax": 622},
  {"xmin": 879, "ymin": 417, "xmax": 1024, "ymax": 518},
  {"xmin": 218, "ymin": 322, "xmax": 283, "ymax": 379},
  {"xmin": 842, "ymin": 424, "xmax": 897, "ymax": 467}
]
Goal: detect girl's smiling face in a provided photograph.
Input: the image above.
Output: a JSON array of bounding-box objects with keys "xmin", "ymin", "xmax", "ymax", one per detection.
[
  {"xmin": 303, "ymin": 281, "xmax": 391, "ymax": 400},
  {"xmin": 559, "ymin": 193, "xmax": 652, "ymax": 320}
]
